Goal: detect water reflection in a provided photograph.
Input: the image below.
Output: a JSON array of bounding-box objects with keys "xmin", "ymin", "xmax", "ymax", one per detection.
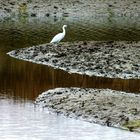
[
  {"xmin": 0, "ymin": 50, "xmax": 139, "ymax": 101},
  {"xmin": 0, "ymin": 16, "xmax": 140, "ymax": 52},
  {"xmin": 0, "ymin": 17, "xmax": 140, "ymax": 101},
  {"xmin": 0, "ymin": 98, "xmax": 140, "ymax": 140}
]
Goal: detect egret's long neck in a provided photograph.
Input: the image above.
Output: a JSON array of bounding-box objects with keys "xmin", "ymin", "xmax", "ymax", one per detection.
[{"xmin": 62, "ymin": 26, "xmax": 66, "ymax": 35}]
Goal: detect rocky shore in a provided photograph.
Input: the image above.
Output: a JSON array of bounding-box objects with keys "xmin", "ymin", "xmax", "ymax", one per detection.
[
  {"xmin": 8, "ymin": 41, "xmax": 140, "ymax": 79},
  {"xmin": 35, "ymin": 87, "xmax": 140, "ymax": 132},
  {"xmin": 0, "ymin": 0, "xmax": 140, "ymax": 19}
]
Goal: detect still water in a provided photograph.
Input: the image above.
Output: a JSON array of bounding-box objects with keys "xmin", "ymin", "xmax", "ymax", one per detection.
[
  {"xmin": 0, "ymin": 97, "xmax": 140, "ymax": 140},
  {"xmin": 0, "ymin": 16, "xmax": 140, "ymax": 139}
]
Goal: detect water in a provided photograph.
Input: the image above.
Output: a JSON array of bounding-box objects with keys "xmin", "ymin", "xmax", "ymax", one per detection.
[
  {"xmin": 0, "ymin": 16, "xmax": 140, "ymax": 139},
  {"xmin": 0, "ymin": 97, "xmax": 140, "ymax": 140}
]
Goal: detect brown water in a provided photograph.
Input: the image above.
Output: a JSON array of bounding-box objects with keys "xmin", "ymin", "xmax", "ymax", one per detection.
[
  {"xmin": 0, "ymin": 17, "xmax": 140, "ymax": 101},
  {"xmin": 0, "ymin": 57, "xmax": 140, "ymax": 101},
  {"xmin": 0, "ymin": 17, "xmax": 140, "ymax": 139}
]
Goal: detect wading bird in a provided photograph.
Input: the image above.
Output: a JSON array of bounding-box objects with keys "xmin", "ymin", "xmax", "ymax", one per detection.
[{"xmin": 50, "ymin": 25, "xmax": 67, "ymax": 45}]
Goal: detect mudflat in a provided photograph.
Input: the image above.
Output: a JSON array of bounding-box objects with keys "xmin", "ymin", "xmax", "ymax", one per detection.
[
  {"xmin": 35, "ymin": 88, "xmax": 140, "ymax": 132},
  {"xmin": 8, "ymin": 41, "xmax": 140, "ymax": 79},
  {"xmin": 0, "ymin": 0, "xmax": 140, "ymax": 19}
]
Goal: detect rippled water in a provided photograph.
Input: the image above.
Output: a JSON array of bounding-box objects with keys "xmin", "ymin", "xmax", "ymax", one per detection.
[
  {"xmin": 0, "ymin": 16, "xmax": 140, "ymax": 139},
  {"xmin": 0, "ymin": 16, "xmax": 140, "ymax": 50}
]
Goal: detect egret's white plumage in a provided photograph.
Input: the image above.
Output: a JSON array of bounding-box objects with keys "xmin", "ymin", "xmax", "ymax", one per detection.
[{"xmin": 50, "ymin": 25, "xmax": 67, "ymax": 44}]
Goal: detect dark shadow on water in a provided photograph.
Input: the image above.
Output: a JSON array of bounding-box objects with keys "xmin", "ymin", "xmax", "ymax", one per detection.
[{"xmin": 0, "ymin": 53, "xmax": 139, "ymax": 101}]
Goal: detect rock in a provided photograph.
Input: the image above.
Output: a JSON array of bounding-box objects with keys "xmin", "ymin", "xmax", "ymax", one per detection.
[
  {"xmin": 33, "ymin": 5, "xmax": 38, "ymax": 9},
  {"xmin": 56, "ymin": 92, "xmax": 63, "ymax": 95},
  {"xmin": 83, "ymin": 41, "xmax": 87, "ymax": 45},
  {"xmin": 62, "ymin": 12, "xmax": 69, "ymax": 17},
  {"xmin": 46, "ymin": 13, "xmax": 50, "ymax": 17},
  {"xmin": 4, "ymin": 8, "xmax": 11, "ymax": 13},
  {"xmin": 31, "ymin": 13, "xmax": 36, "ymax": 17},
  {"xmin": 108, "ymin": 4, "xmax": 113, "ymax": 7},
  {"xmin": 55, "ymin": 53, "xmax": 67, "ymax": 58},
  {"xmin": 105, "ymin": 118, "xmax": 112, "ymax": 127},
  {"xmin": 54, "ymin": 6, "xmax": 58, "ymax": 9},
  {"xmin": 9, "ymin": 2, "xmax": 15, "ymax": 5}
]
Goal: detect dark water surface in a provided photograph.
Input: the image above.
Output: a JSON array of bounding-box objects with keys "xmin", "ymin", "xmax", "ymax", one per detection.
[
  {"xmin": 0, "ymin": 17, "xmax": 140, "ymax": 101},
  {"xmin": 0, "ymin": 16, "xmax": 140, "ymax": 139}
]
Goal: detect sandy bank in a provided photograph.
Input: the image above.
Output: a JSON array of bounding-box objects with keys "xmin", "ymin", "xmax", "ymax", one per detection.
[
  {"xmin": 35, "ymin": 87, "xmax": 140, "ymax": 132},
  {"xmin": 7, "ymin": 41, "xmax": 140, "ymax": 79}
]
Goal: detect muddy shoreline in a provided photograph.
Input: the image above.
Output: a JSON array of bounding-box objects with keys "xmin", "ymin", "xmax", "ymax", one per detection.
[
  {"xmin": 7, "ymin": 41, "xmax": 140, "ymax": 132},
  {"xmin": 2, "ymin": 0, "xmax": 140, "ymax": 135},
  {"xmin": 0, "ymin": 0, "xmax": 140, "ymax": 19},
  {"xmin": 7, "ymin": 41, "xmax": 140, "ymax": 79},
  {"xmin": 35, "ymin": 88, "xmax": 140, "ymax": 132}
]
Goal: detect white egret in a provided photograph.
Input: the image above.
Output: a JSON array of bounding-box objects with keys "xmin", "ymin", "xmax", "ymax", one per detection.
[{"xmin": 50, "ymin": 25, "xmax": 67, "ymax": 44}]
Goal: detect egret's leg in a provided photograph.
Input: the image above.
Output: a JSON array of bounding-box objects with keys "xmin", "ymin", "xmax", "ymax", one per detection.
[{"xmin": 52, "ymin": 43, "xmax": 59, "ymax": 53}]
